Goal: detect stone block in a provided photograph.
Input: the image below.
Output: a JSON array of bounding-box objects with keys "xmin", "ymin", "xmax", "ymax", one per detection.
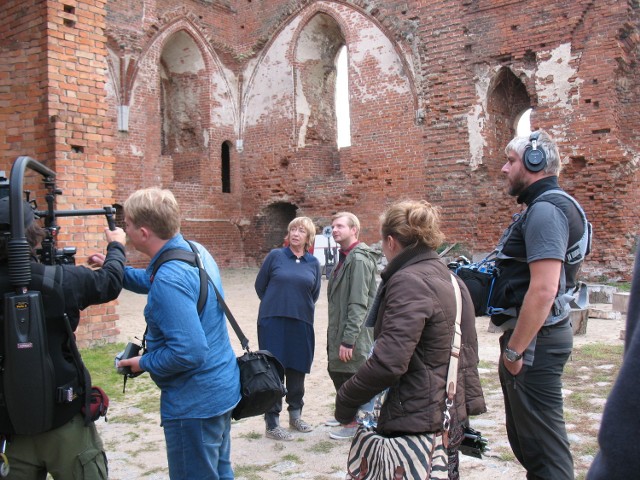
[
  {"xmin": 612, "ymin": 292, "xmax": 630, "ymax": 314},
  {"xmin": 588, "ymin": 306, "xmax": 622, "ymax": 320},
  {"xmin": 588, "ymin": 284, "xmax": 617, "ymax": 304},
  {"xmin": 571, "ymin": 308, "xmax": 588, "ymax": 335}
]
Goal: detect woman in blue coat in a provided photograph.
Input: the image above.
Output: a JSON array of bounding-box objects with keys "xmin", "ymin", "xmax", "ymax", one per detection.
[{"xmin": 255, "ymin": 216, "xmax": 321, "ymax": 441}]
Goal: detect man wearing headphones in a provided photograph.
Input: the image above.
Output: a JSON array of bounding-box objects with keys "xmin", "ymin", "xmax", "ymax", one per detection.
[{"xmin": 489, "ymin": 130, "xmax": 589, "ymax": 479}]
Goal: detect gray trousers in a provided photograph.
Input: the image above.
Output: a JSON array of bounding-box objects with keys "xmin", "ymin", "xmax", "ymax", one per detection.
[
  {"xmin": 265, "ymin": 368, "xmax": 306, "ymax": 429},
  {"xmin": 499, "ymin": 322, "xmax": 574, "ymax": 480}
]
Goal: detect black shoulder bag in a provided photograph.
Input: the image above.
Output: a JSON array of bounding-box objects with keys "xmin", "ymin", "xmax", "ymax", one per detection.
[{"xmin": 151, "ymin": 241, "xmax": 286, "ymax": 420}]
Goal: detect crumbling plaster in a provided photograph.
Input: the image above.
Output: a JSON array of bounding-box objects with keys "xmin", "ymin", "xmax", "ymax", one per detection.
[
  {"xmin": 467, "ymin": 42, "xmax": 582, "ymax": 169},
  {"xmin": 241, "ymin": 1, "xmax": 416, "ymax": 150}
]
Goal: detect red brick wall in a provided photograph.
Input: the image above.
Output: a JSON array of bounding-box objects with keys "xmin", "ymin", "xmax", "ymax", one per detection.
[
  {"xmin": 1, "ymin": 0, "xmax": 118, "ymax": 346},
  {"xmin": 2, "ymin": 0, "xmax": 639, "ymax": 345}
]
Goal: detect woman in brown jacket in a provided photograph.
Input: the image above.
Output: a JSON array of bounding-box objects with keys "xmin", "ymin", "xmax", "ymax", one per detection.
[{"xmin": 335, "ymin": 200, "xmax": 486, "ymax": 478}]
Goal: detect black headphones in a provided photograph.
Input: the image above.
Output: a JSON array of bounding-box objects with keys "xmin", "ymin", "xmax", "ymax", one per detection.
[{"xmin": 523, "ymin": 131, "xmax": 547, "ymax": 172}]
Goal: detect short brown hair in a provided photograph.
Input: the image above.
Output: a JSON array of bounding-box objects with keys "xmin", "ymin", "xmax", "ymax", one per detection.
[{"xmin": 124, "ymin": 188, "xmax": 181, "ymax": 240}]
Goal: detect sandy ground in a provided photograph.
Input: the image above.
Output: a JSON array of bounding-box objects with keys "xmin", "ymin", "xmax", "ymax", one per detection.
[{"xmin": 98, "ymin": 268, "xmax": 625, "ymax": 479}]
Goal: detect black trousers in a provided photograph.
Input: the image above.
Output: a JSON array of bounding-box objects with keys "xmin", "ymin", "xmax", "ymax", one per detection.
[
  {"xmin": 499, "ymin": 322, "xmax": 574, "ymax": 480},
  {"xmin": 265, "ymin": 368, "xmax": 306, "ymax": 429},
  {"xmin": 328, "ymin": 370, "xmax": 354, "ymax": 393}
]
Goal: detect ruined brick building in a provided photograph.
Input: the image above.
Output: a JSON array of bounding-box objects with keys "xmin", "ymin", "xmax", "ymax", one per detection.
[{"xmin": 1, "ymin": 0, "xmax": 639, "ymax": 344}]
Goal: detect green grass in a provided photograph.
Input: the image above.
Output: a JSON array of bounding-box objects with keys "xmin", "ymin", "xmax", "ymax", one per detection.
[
  {"xmin": 80, "ymin": 342, "xmax": 160, "ymax": 419},
  {"xmin": 281, "ymin": 453, "xmax": 301, "ymax": 463},
  {"xmin": 307, "ymin": 440, "xmax": 337, "ymax": 454},
  {"xmin": 238, "ymin": 431, "xmax": 263, "ymax": 441}
]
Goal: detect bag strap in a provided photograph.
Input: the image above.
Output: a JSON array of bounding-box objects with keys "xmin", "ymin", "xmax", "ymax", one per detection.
[
  {"xmin": 445, "ymin": 274, "xmax": 463, "ymax": 399},
  {"xmin": 150, "ymin": 241, "xmax": 251, "ymax": 352},
  {"xmin": 442, "ymin": 273, "xmax": 463, "ymax": 447}
]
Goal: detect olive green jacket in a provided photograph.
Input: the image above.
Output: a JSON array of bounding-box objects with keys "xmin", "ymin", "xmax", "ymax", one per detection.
[{"xmin": 326, "ymin": 242, "xmax": 378, "ymax": 374}]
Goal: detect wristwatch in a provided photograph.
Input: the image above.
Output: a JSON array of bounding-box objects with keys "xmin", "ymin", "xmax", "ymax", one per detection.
[{"xmin": 504, "ymin": 346, "xmax": 523, "ymax": 362}]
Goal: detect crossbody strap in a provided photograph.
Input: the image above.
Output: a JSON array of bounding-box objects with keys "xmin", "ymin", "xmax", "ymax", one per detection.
[
  {"xmin": 442, "ymin": 273, "xmax": 463, "ymax": 446},
  {"xmin": 151, "ymin": 241, "xmax": 251, "ymax": 352},
  {"xmin": 445, "ymin": 274, "xmax": 463, "ymax": 399}
]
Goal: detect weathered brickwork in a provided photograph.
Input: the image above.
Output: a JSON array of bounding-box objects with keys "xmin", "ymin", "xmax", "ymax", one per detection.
[{"xmin": 1, "ymin": 0, "xmax": 639, "ymax": 344}]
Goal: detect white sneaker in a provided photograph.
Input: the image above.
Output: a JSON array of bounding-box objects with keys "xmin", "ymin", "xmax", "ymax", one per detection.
[
  {"xmin": 324, "ymin": 417, "xmax": 341, "ymax": 427},
  {"xmin": 329, "ymin": 426, "xmax": 357, "ymax": 440}
]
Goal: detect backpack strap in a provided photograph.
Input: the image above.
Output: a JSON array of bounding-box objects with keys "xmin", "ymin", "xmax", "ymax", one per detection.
[
  {"xmin": 151, "ymin": 249, "xmax": 208, "ymax": 314},
  {"xmin": 529, "ymin": 189, "xmax": 592, "ymax": 265},
  {"xmin": 150, "ymin": 242, "xmax": 250, "ymax": 351},
  {"xmin": 528, "ymin": 189, "xmax": 592, "ymax": 314}
]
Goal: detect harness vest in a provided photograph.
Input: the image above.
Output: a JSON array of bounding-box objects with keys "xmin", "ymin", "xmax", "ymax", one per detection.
[
  {"xmin": 490, "ymin": 188, "xmax": 591, "ymax": 326},
  {"xmin": 0, "ymin": 263, "xmax": 90, "ymax": 435}
]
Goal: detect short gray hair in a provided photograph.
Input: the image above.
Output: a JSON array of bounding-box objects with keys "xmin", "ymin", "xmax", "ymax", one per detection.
[{"xmin": 504, "ymin": 129, "xmax": 562, "ymax": 176}]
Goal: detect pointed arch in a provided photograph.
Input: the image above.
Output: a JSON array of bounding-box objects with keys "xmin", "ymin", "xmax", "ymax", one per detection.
[
  {"xmin": 486, "ymin": 68, "xmax": 532, "ymax": 175},
  {"xmin": 120, "ymin": 17, "xmax": 238, "ymax": 130},
  {"xmin": 240, "ymin": 1, "xmax": 420, "ymax": 146}
]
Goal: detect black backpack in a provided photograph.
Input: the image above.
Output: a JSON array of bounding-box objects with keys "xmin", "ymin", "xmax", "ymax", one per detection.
[{"xmin": 0, "ymin": 264, "xmax": 91, "ymax": 435}]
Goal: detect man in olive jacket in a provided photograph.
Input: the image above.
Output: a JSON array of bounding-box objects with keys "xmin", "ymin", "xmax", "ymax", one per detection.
[{"xmin": 326, "ymin": 212, "xmax": 378, "ymax": 440}]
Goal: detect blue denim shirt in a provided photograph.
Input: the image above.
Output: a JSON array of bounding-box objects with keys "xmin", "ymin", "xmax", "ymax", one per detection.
[{"xmin": 124, "ymin": 234, "xmax": 241, "ymax": 421}]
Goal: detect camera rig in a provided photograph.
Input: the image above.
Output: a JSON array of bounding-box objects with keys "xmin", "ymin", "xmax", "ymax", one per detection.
[
  {"xmin": 5, "ymin": 156, "xmax": 116, "ymax": 269},
  {"xmin": 1, "ymin": 156, "xmax": 116, "ymax": 447}
]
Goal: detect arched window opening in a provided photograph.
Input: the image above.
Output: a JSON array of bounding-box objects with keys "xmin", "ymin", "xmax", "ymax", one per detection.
[
  {"xmin": 516, "ymin": 108, "xmax": 532, "ymax": 137},
  {"xmin": 336, "ymin": 45, "xmax": 351, "ymax": 148},
  {"xmin": 221, "ymin": 141, "xmax": 231, "ymax": 193},
  {"xmin": 294, "ymin": 13, "xmax": 344, "ymax": 149},
  {"xmin": 159, "ymin": 30, "xmax": 208, "ymax": 182}
]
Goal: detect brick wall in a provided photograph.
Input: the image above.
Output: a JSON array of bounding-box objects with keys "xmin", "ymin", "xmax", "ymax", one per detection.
[
  {"xmin": 2, "ymin": 0, "xmax": 639, "ymax": 344},
  {"xmin": 1, "ymin": 0, "xmax": 118, "ymax": 346}
]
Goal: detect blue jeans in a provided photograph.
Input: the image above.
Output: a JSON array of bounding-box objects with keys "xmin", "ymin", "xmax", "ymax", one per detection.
[{"xmin": 163, "ymin": 411, "xmax": 234, "ymax": 480}]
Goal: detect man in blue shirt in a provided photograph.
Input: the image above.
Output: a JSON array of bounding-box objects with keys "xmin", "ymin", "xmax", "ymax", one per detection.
[{"xmin": 117, "ymin": 187, "xmax": 240, "ymax": 480}]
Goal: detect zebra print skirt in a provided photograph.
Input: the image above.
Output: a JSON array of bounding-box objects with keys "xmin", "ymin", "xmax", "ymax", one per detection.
[{"xmin": 346, "ymin": 426, "xmax": 449, "ymax": 479}]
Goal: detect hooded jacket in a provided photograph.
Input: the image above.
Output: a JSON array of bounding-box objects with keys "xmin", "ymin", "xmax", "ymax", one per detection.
[{"xmin": 327, "ymin": 242, "xmax": 378, "ymax": 374}]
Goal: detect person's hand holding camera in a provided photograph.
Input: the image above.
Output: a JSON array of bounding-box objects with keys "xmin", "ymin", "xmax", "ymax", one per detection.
[
  {"xmin": 117, "ymin": 355, "xmax": 143, "ymax": 375},
  {"xmin": 88, "ymin": 227, "xmax": 126, "ymax": 267}
]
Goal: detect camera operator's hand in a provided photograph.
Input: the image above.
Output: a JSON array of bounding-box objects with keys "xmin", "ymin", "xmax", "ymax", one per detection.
[
  {"xmin": 106, "ymin": 226, "xmax": 126, "ymax": 245},
  {"xmin": 117, "ymin": 356, "xmax": 143, "ymax": 374},
  {"xmin": 88, "ymin": 253, "xmax": 106, "ymax": 268}
]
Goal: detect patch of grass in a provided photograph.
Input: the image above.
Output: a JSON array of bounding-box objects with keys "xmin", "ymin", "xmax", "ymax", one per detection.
[
  {"xmin": 574, "ymin": 343, "xmax": 623, "ymax": 363},
  {"xmin": 495, "ymin": 447, "xmax": 516, "ymax": 462},
  {"xmin": 307, "ymin": 440, "xmax": 337, "ymax": 454},
  {"xmin": 233, "ymin": 464, "xmax": 264, "ymax": 480},
  {"xmin": 281, "ymin": 453, "xmax": 301, "ymax": 463},
  {"xmin": 239, "ymin": 431, "xmax": 263, "ymax": 441},
  {"xmin": 478, "ymin": 360, "xmax": 494, "ymax": 370},
  {"xmin": 566, "ymin": 391, "xmax": 593, "ymax": 412},
  {"xmin": 607, "ymin": 281, "xmax": 631, "ymax": 292}
]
